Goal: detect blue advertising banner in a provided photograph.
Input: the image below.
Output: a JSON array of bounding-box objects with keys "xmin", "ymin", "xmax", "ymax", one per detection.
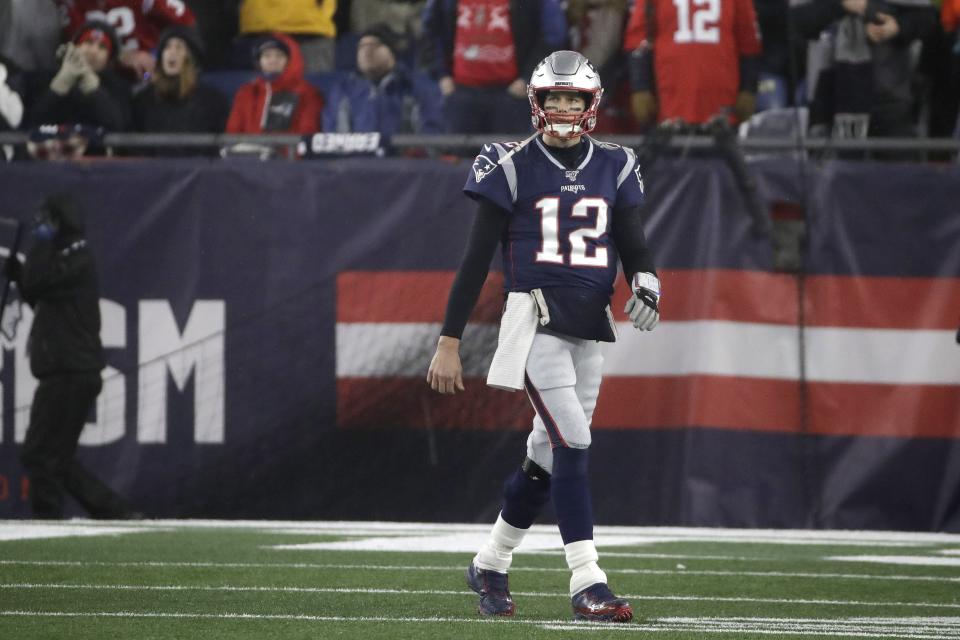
[{"xmin": 0, "ymin": 155, "xmax": 957, "ymax": 530}]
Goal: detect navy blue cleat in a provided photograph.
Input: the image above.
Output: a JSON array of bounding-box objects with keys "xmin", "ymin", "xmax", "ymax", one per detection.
[
  {"xmin": 465, "ymin": 563, "xmax": 516, "ymax": 617},
  {"xmin": 571, "ymin": 583, "xmax": 633, "ymax": 622}
]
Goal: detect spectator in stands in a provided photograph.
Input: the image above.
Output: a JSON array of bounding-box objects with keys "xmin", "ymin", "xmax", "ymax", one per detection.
[
  {"xmin": 0, "ymin": 56, "xmax": 25, "ymax": 161},
  {"xmin": 28, "ymin": 21, "xmax": 132, "ymax": 132},
  {"xmin": 349, "ymin": 0, "xmax": 424, "ymax": 62},
  {"xmin": 226, "ymin": 34, "xmax": 324, "ymax": 134},
  {"xmin": 4, "ymin": 193, "xmax": 139, "ymax": 520},
  {"xmin": 919, "ymin": 0, "xmax": 960, "ymax": 139},
  {"xmin": 753, "ymin": 0, "xmax": 806, "ymax": 109},
  {"xmin": 421, "ymin": 0, "xmax": 567, "ymax": 134},
  {"xmin": 238, "ymin": 0, "xmax": 337, "ymax": 74},
  {"xmin": 57, "ymin": 0, "xmax": 196, "ymax": 81},
  {"xmin": 623, "ymin": 0, "xmax": 762, "ymax": 128},
  {"xmin": 567, "ymin": 0, "xmax": 627, "ymax": 82},
  {"xmin": 323, "ymin": 24, "xmax": 444, "ymax": 136},
  {"xmin": 566, "ymin": 0, "xmax": 632, "ymax": 134},
  {"xmin": 184, "ymin": 0, "xmax": 239, "ymax": 70},
  {"xmin": 790, "ymin": 0, "xmax": 937, "ymax": 139},
  {"xmin": 944, "ymin": 0, "xmax": 960, "ymax": 41},
  {"xmin": 132, "ymin": 25, "xmax": 229, "ymax": 140},
  {"xmin": 1, "ymin": 0, "xmax": 61, "ymax": 72}
]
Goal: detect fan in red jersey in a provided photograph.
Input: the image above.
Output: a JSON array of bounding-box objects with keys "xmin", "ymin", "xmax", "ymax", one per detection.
[
  {"xmin": 622, "ymin": 0, "xmax": 762, "ymax": 127},
  {"xmin": 56, "ymin": 0, "xmax": 196, "ymax": 79}
]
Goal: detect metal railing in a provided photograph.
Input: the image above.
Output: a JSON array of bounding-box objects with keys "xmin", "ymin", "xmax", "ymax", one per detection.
[{"xmin": 1, "ymin": 131, "xmax": 959, "ymax": 157}]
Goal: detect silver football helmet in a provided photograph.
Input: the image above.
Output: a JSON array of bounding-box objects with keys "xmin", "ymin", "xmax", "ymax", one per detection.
[{"xmin": 528, "ymin": 51, "xmax": 603, "ymax": 138}]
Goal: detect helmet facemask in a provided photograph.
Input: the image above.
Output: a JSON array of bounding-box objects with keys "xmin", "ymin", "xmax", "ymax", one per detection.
[{"xmin": 529, "ymin": 87, "xmax": 603, "ymax": 139}]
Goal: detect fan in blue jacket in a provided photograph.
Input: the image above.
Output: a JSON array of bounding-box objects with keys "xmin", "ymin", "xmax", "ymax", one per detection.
[{"xmin": 322, "ymin": 25, "xmax": 444, "ymax": 137}]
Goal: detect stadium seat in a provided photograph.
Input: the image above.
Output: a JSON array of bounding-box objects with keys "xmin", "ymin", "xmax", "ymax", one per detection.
[{"xmin": 201, "ymin": 71, "xmax": 347, "ymax": 102}]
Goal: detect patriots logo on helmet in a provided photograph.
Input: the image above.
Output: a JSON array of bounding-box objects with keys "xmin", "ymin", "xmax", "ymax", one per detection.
[
  {"xmin": 565, "ymin": 170, "xmax": 580, "ymax": 182},
  {"xmin": 472, "ymin": 154, "xmax": 497, "ymax": 183}
]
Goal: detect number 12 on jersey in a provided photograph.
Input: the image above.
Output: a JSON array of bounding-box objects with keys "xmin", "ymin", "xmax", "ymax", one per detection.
[
  {"xmin": 673, "ymin": 0, "xmax": 720, "ymax": 44},
  {"xmin": 534, "ymin": 197, "xmax": 609, "ymax": 267}
]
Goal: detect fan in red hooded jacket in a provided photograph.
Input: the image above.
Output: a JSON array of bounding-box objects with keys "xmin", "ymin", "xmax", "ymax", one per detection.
[{"xmin": 226, "ymin": 34, "xmax": 324, "ymax": 134}]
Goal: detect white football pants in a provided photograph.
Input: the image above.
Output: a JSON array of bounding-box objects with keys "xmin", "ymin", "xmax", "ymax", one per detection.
[{"xmin": 523, "ymin": 329, "xmax": 603, "ymax": 473}]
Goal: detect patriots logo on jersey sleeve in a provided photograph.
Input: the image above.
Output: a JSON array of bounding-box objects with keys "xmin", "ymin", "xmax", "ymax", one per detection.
[{"xmin": 472, "ymin": 154, "xmax": 498, "ymax": 183}]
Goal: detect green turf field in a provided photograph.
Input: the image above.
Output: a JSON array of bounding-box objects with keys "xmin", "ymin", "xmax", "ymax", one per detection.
[{"xmin": 0, "ymin": 520, "xmax": 958, "ymax": 639}]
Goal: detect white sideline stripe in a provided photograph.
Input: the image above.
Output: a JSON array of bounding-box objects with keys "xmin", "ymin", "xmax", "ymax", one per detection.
[
  {"xmin": 4, "ymin": 520, "xmax": 958, "ymax": 546},
  {"xmin": 261, "ymin": 530, "xmax": 928, "ymax": 548},
  {"xmin": 264, "ymin": 531, "xmax": 941, "ymax": 554},
  {"xmin": 268, "ymin": 532, "xmax": 694, "ymax": 553},
  {"xmin": 1, "ymin": 560, "xmax": 958, "ymax": 583},
  {"xmin": 2, "ymin": 611, "xmax": 958, "ymax": 639},
  {"xmin": 828, "ymin": 555, "xmax": 960, "ymax": 568},
  {"xmin": 3, "ymin": 583, "xmax": 960, "ymax": 610},
  {"xmin": 335, "ymin": 322, "xmax": 960, "ymax": 385},
  {"xmin": 0, "ymin": 525, "xmax": 150, "ymax": 542}
]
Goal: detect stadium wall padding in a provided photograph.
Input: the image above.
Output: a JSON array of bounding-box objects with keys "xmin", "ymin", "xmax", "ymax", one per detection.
[{"xmin": 0, "ymin": 156, "xmax": 958, "ymax": 530}]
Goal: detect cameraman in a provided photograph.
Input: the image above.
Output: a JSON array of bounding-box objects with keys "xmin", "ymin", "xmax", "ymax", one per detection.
[{"xmin": 5, "ymin": 194, "xmax": 136, "ymax": 519}]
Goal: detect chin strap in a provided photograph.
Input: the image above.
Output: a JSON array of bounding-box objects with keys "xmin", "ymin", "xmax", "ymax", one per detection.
[{"xmin": 496, "ymin": 131, "xmax": 540, "ymax": 167}]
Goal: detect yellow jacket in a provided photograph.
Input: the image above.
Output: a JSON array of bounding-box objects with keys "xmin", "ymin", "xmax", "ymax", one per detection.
[{"xmin": 240, "ymin": 0, "xmax": 337, "ymax": 37}]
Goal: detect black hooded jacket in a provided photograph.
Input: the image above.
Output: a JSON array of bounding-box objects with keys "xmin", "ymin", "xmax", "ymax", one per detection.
[{"xmin": 19, "ymin": 194, "xmax": 104, "ymax": 378}]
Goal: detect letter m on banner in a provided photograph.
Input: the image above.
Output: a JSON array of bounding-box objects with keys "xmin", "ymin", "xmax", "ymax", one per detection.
[{"xmin": 137, "ymin": 300, "xmax": 226, "ymax": 444}]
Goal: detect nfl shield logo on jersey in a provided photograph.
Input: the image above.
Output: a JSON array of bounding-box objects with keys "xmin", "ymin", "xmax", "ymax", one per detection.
[
  {"xmin": 565, "ymin": 170, "xmax": 580, "ymax": 182},
  {"xmin": 473, "ymin": 155, "xmax": 497, "ymax": 183}
]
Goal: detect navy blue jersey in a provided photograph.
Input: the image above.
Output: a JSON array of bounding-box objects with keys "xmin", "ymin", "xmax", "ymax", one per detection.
[{"xmin": 464, "ymin": 136, "xmax": 644, "ymax": 297}]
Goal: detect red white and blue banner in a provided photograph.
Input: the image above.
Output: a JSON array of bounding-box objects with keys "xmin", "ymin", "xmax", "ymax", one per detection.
[{"xmin": 0, "ymin": 156, "xmax": 957, "ymax": 529}]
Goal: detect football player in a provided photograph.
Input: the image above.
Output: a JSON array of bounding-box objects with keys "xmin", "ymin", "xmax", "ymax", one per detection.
[{"xmin": 426, "ymin": 50, "xmax": 660, "ymax": 623}]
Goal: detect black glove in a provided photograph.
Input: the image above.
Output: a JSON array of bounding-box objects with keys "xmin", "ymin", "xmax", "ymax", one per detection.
[{"xmin": 3, "ymin": 256, "xmax": 21, "ymax": 282}]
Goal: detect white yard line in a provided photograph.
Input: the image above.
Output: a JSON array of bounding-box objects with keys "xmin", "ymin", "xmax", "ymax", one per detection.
[
  {"xmin": 1, "ymin": 610, "xmax": 958, "ymax": 639},
  {"xmin": 2, "ymin": 519, "xmax": 957, "ymax": 546},
  {"xmin": 1, "ymin": 582, "xmax": 959, "ymax": 610},
  {"xmin": 542, "ymin": 625, "xmax": 955, "ymax": 639},
  {"xmin": 0, "ymin": 524, "xmax": 156, "ymax": 542},
  {"xmin": 547, "ymin": 616, "xmax": 960, "ymax": 638},
  {"xmin": 1, "ymin": 559, "xmax": 957, "ymax": 583},
  {"xmin": 828, "ymin": 556, "xmax": 960, "ymax": 568}
]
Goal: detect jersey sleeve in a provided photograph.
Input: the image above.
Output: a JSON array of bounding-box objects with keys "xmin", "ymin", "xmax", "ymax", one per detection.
[
  {"xmin": 463, "ymin": 143, "xmax": 517, "ymax": 213},
  {"xmin": 944, "ymin": 0, "xmax": 958, "ymax": 32},
  {"xmin": 615, "ymin": 146, "xmax": 645, "ymax": 209},
  {"xmin": 734, "ymin": 0, "xmax": 763, "ymax": 56},
  {"xmin": 146, "ymin": 0, "xmax": 196, "ymax": 26},
  {"xmin": 622, "ymin": 0, "xmax": 649, "ymax": 50}
]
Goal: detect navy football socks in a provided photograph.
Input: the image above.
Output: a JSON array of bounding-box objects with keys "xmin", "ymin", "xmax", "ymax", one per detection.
[
  {"xmin": 551, "ymin": 447, "xmax": 593, "ymax": 544},
  {"xmin": 501, "ymin": 466, "xmax": 552, "ymax": 529}
]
